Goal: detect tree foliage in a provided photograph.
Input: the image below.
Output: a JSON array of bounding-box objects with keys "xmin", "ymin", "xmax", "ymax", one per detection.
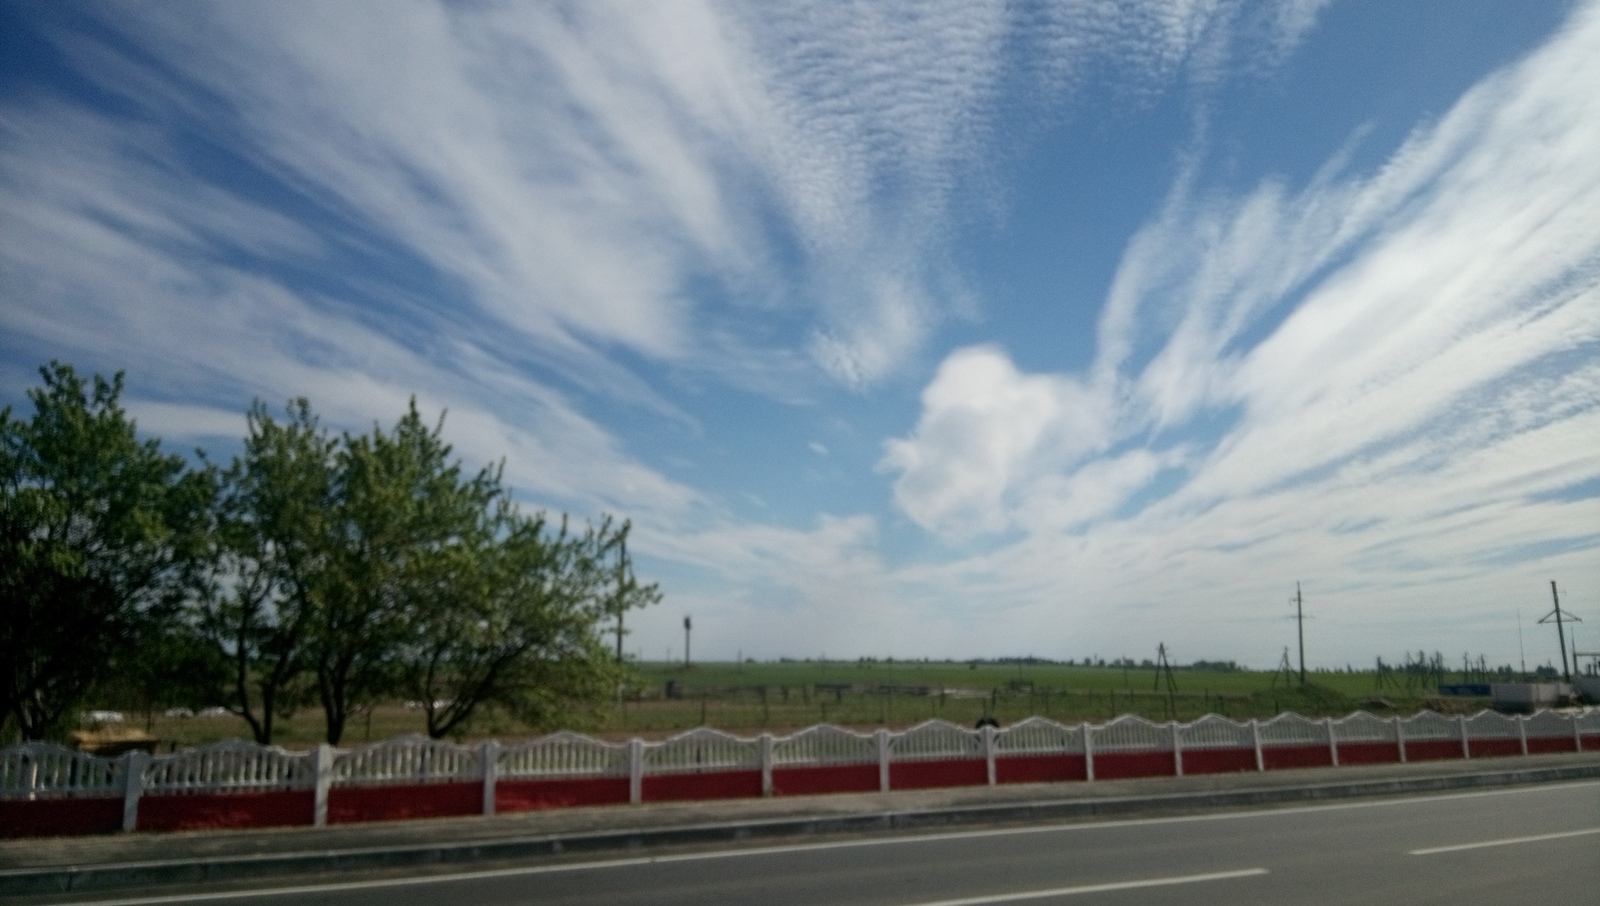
[
  {"xmin": 190, "ymin": 396, "xmax": 657, "ymax": 743},
  {"xmin": 3, "ymin": 365, "xmax": 660, "ymax": 744},
  {"xmin": 400, "ymin": 513, "xmax": 658, "ymax": 739},
  {"xmin": 1, "ymin": 363, "xmax": 211, "ymax": 740},
  {"xmin": 189, "ymin": 400, "xmax": 332, "ymax": 744}
]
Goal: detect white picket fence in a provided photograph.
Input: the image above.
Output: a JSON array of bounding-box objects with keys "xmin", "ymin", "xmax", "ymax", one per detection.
[{"xmin": 3, "ymin": 707, "xmax": 1596, "ymax": 832}]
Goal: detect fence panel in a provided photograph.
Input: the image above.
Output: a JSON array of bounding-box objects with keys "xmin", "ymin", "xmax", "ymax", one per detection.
[
  {"xmin": 773, "ymin": 725, "xmax": 877, "ymax": 766},
  {"xmin": 1179, "ymin": 715, "xmax": 1252, "ymax": 750},
  {"xmin": 325, "ymin": 736, "xmax": 482, "ymax": 824},
  {"xmin": 1330, "ymin": 711, "xmax": 1401, "ymax": 764},
  {"xmin": 1177, "ymin": 715, "xmax": 1256, "ymax": 775},
  {"xmin": 1516, "ymin": 710, "xmax": 1573, "ymax": 754},
  {"xmin": 644, "ymin": 728, "xmax": 761, "ymax": 774},
  {"xmin": 1090, "ymin": 715, "xmax": 1169, "ymax": 752},
  {"xmin": 771, "ymin": 725, "xmax": 880, "ymax": 795},
  {"xmin": 889, "ymin": 720, "xmax": 982, "ymax": 762},
  {"xmin": 1399, "ymin": 710, "xmax": 1465, "ymax": 761},
  {"xmin": 498, "ymin": 731, "xmax": 628, "ymax": 779},
  {"xmin": 992, "ymin": 718, "xmax": 1088, "ymax": 784},
  {"xmin": 0, "ymin": 743, "xmax": 121, "ymax": 799},
  {"xmin": 494, "ymin": 732, "xmax": 629, "ymax": 811},
  {"xmin": 332, "ymin": 735, "xmax": 481, "ymax": 786},
  {"xmin": 642, "ymin": 729, "xmax": 762, "ymax": 802},
  {"xmin": 1089, "ymin": 716, "xmax": 1175, "ymax": 779},
  {"xmin": 1257, "ymin": 713, "xmax": 1333, "ymax": 769},
  {"xmin": 144, "ymin": 740, "xmax": 311, "ymax": 794},
  {"xmin": 1577, "ymin": 708, "xmax": 1600, "ymax": 750},
  {"xmin": 994, "ymin": 717, "xmax": 1084, "ymax": 756},
  {"xmin": 888, "ymin": 720, "xmax": 985, "ymax": 789}
]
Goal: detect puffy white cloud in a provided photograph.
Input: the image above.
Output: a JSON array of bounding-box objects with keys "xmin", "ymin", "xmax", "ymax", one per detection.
[{"xmin": 881, "ymin": 346, "xmax": 1113, "ymax": 535}]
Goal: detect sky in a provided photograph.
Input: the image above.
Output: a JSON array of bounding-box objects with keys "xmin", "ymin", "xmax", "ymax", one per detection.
[{"xmin": 2, "ymin": 0, "xmax": 1597, "ymax": 671}]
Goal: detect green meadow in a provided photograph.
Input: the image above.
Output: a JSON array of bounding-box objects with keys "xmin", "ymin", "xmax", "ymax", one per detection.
[{"xmin": 124, "ymin": 658, "xmax": 1485, "ymax": 749}]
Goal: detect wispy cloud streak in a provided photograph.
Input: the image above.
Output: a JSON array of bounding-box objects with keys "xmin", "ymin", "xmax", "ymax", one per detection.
[{"xmin": 883, "ymin": 2, "xmax": 1600, "ymax": 659}]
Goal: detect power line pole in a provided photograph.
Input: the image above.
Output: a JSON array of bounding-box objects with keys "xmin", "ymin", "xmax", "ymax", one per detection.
[
  {"xmin": 614, "ymin": 535, "xmax": 628, "ymax": 664},
  {"xmin": 1539, "ymin": 581, "xmax": 1580, "ymax": 683},
  {"xmin": 1516, "ymin": 605, "xmax": 1526, "ymax": 677},
  {"xmin": 683, "ymin": 615, "xmax": 692, "ymax": 668},
  {"xmin": 1296, "ymin": 582, "xmax": 1306, "ymax": 686}
]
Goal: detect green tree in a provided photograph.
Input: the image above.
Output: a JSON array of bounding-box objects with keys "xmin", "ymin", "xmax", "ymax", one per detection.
[
  {"xmin": 188, "ymin": 400, "xmax": 333, "ymax": 744},
  {"xmin": 399, "ymin": 512, "xmax": 657, "ymax": 738},
  {"xmin": 310, "ymin": 400, "xmax": 500, "ymax": 744},
  {"xmin": 0, "ymin": 363, "xmax": 210, "ymax": 740}
]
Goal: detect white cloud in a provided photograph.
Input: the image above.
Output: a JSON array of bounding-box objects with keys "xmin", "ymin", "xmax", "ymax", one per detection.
[
  {"xmin": 879, "ymin": 0, "xmax": 1600, "ymax": 662},
  {"xmin": 881, "ymin": 346, "xmax": 1113, "ymax": 536}
]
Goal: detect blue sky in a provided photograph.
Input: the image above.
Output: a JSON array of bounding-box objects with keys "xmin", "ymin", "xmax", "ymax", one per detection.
[{"xmin": 3, "ymin": 1, "xmax": 1597, "ymax": 669}]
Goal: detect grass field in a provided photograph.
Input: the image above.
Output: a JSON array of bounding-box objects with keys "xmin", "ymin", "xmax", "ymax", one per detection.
[{"xmin": 100, "ymin": 658, "xmax": 1490, "ymax": 751}]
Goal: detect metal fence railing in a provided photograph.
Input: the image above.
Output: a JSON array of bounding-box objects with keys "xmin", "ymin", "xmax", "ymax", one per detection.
[{"xmin": 4, "ymin": 706, "xmax": 1594, "ymax": 832}]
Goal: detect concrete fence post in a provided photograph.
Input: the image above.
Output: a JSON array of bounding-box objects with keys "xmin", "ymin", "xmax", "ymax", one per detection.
[
  {"xmin": 1516, "ymin": 715, "xmax": 1528, "ymax": 757},
  {"xmin": 311, "ymin": 743, "xmax": 333, "ymax": 827},
  {"xmin": 1458, "ymin": 714, "xmax": 1471, "ymax": 759},
  {"xmin": 1325, "ymin": 717, "xmax": 1339, "ymax": 767},
  {"xmin": 1082, "ymin": 722, "xmax": 1095, "ymax": 782},
  {"xmin": 1171, "ymin": 722, "xmax": 1183, "ymax": 777},
  {"xmin": 981, "ymin": 725, "xmax": 996, "ymax": 786},
  {"xmin": 121, "ymin": 751, "xmax": 148, "ymax": 833},
  {"xmin": 1394, "ymin": 716, "xmax": 1407, "ymax": 763},
  {"xmin": 628, "ymin": 739, "xmax": 644, "ymax": 805},
  {"xmin": 1250, "ymin": 719, "xmax": 1264, "ymax": 772},
  {"xmin": 876, "ymin": 729, "xmax": 891, "ymax": 793},
  {"xmin": 480, "ymin": 740, "xmax": 499, "ymax": 816},
  {"xmin": 759, "ymin": 734, "xmax": 774, "ymax": 797}
]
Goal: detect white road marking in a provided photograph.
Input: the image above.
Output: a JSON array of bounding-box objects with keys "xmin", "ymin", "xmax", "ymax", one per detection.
[
  {"xmin": 62, "ymin": 867, "xmax": 1270, "ymax": 906},
  {"xmin": 51, "ymin": 780, "xmax": 1600, "ymax": 906},
  {"xmin": 891, "ymin": 869, "xmax": 1269, "ymax": 906},
  {"xmin": 1409, "ymin": 826, "xmax": 1600, "ymax": 855}
]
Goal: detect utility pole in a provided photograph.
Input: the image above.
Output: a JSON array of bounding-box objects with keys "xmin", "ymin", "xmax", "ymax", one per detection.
[
  {"xmin": 1296, "ymin": 582, "xmax": 1306, "ymax": 686},
  {"xmin": 683, "ymin": 615, "xmax": 692, "ymax": 668},
  {"xmin": 1517, "ymin": 605, "xmax": 1526, "ymax": 677},
  {"xmin": 1538, "ymin": 581, "xmax": 1580, "ymax": 683},
  {"xmin": 1153, "ymin": 643, "xmax": 1177, "ymax": 718},
  {"xmin": 614, "ymin": 535, "xmax": 628, "ymax": 664}
]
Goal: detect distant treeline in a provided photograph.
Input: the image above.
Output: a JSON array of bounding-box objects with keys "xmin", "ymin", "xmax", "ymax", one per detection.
[{"xmin": 773, "ymin": 656, "xmax": 1247, "ymax": 671}]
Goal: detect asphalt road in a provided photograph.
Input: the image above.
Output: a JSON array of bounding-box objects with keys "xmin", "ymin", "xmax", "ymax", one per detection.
[{"xmin": 49, "ymin": 781, "xmax": 1600, "ymax": 906}]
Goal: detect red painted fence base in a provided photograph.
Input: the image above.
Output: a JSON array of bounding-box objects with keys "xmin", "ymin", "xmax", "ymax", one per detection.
[
  {"xmin": 329, "ymin": 783, "xmax": 481, "ymax": 824},
  {"xmin": 1182, "ymin": 748, "xmax": 1257, "ymax": 775},
  {"xmin": 1402, "ymin": 740, "xmax": 1465, "ymax": 762},
  {"xmin": 1261, "ymin": 745, "xmax": 1334, "ymax": 770},
  {"xmin": 496, "ymin": 777, "xmax": 629, "ymax": 812},
  {"xmin": 642, "ymin": 770, "xmax": 762, "ymax": 802},
  {"xmin": 1468, "ymin": 739, "xmax": 1523, "ymax": 758},
  {"xmin": 1332, "ymin": 742, "xmax": 1402, "ymax": 765},
  {"xmin": 771, "ymin": 764, "xmax": 879, "ymax": 796},
  {"xmin": 890, "ymin": 758, "xmax": 987, "ymax": 790},
  {"xmin": 1093, "ymin": 751, "xmax": 1178, "ymax": 780},
  {"xmin": 138, "ymin": 790, "xmax": 312, "ymax": 832},
  {"xmin": 996, "ymin": 753, "xmax": 1088, "ymax": 784},
  {"xmin": 0, "ymin": 797, "xmax": 121, "ymax": 837}
]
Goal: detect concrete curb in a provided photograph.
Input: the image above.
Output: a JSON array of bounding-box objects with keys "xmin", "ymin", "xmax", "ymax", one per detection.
[{"xmin": 6, "ymin": 760, "xmax": 1599, "ymax": 898}]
